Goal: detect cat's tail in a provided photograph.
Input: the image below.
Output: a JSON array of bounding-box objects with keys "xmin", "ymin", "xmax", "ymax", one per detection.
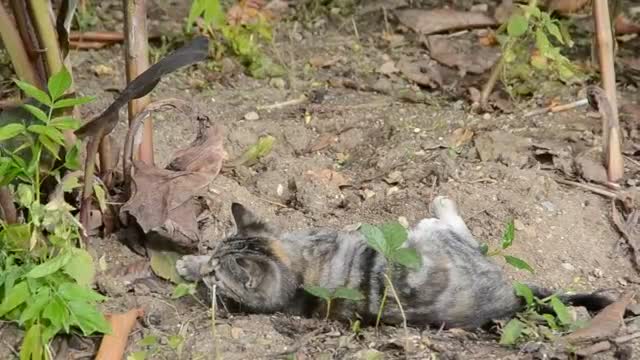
[{"xmin": 526, "ymin": 285, "xmax": 614, "ymax": 314}]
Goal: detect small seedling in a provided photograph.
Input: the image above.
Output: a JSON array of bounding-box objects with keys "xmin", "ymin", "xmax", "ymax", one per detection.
[
  {"xmin": 304, "ymin": 285, "xmax": 364, "ymax": 320},
  {"xmin": 497, "ymin": 1, "xmax": 580, "ymax": 96},
  {"xmin": 500, "ymin": 282, "xmax": 578, "ymax": 345},
  {"xmin": 172, "ymin": 282, "xmax": 197, "ymax": 299},
  {"xmin": 360, "ymin": 222, "xmax": 421, "ymax": 330},
  {"xmin": 480, "ymin": 219, "xmax": 534, "ymax": 273}
]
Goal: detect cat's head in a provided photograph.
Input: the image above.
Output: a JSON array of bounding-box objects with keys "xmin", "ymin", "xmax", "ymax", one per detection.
[{"xmin": 205, "ymin": 203, "xmax": 299, "ymax": 312}]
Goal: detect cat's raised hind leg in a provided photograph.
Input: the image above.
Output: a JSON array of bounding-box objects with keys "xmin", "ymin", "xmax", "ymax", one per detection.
[{"xmin": 431, "ymin": 196, "xmax": 478, "ymax": 247}]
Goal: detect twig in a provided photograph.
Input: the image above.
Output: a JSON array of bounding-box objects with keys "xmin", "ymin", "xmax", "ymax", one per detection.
[
  {"xmin": 211, "ymin": 284, "xmax": 221, "ymax": 360},
  {"xmin": 266, "ymin": 327, "xmax": 324, "ymax": 358},
  {"xmin": 479, "ymin": 55, "xmax": 504, "ymax": 111},
  {"xmin": 70, "ymin": 31, "xmax": 124, "ymax": 42},
  {"xmin": 254, "ymin": 195, "xmax": 289, "ymax": 208},
  {"xmin": 69, "ymin": 40, "xmax": 111, "ymax": 49},
  {"xmin": 554, "ymin": 178, "xmax": 618, "ymax": 198},
  {"xmin": 613, "ymin": 332, "xmax": 640, "ymax": 344},
  {"xmin": 523, "ymin": 99, "xmax": 589, "ymax": 117},
  {"xmin": 256, "ymin": 95, "xmax": 307, "ymax": 111}
]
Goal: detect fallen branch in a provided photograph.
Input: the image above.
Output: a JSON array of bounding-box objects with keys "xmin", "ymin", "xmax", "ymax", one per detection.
[
  {"xmin": 553, "ymin": 178, "xmax": 618, "ymax": 198},
  {"xmin": 256, "ymin": 95, "xmax": 307, "ymax": 111},
  {"xmin": 69, "ymin": 40, "xmax": 111, "ymax": 49},
  {"xmin": 69, "ymin": 31, "xmax": 124, "ymax": 42},
  {"xmin": 524, "ymin": 98, "xmax": 589, "ymax": 117},
  {"xmin": 95, "ymin": 308, "xmax": 144, "ymax": 360}
]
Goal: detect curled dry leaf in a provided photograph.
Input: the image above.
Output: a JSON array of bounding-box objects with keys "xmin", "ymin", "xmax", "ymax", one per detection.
[
  {"xmin": 396, "ymin": 58, "xmax": 443, "ymax": 88},
  {"xmin": 563, "ymin": 291, "xmax": 635, "ymax": 343},
  {"xmin": 395, "ymin": 8, "xmax": 496, "ymax": 35},
  {"xmin": 167, "ymin": 115, "xmax": 226, "ymax": 175},
  {"xmin": 448, "ymin": 128, "xmax": 474, "ymax": 149},
  {"xmin": 426, "ymin": 35, "xmax": 501, "ymax": 75}
]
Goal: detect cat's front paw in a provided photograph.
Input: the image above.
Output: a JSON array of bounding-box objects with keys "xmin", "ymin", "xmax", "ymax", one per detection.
[{"xmin": 176, "ymin": 255, "xmax": 210, "ymax": 282}]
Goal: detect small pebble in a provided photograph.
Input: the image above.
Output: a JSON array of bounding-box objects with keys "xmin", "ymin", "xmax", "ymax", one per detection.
[
  {"xmin": 513, "ymin": 219, "xmax": 525, "ymax": 231},
  {"xmin": 482, "ymin": 113, "xmax": 491, "ymax": 121},
  {"xmin": 244, "ymin": 111, "xmax": 260, "ymax": 121},
  {"xmin": 541, "ymin": 201, "xmax": 556, "ymax": 212},
  {"xmin": 591, "ymin": 268, "xmax": 604, "ymax": 278},
  {"xmin": 398, "ymin": 216, "xmax": 409, "ymax": 228},
  {"xmin": 561, "ymin": 263, "xmax": 575, "ymax": 271}
]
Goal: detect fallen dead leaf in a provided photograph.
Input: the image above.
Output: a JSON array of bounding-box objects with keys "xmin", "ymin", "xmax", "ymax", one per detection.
[
  {"xmin": 547, "ymin": 0, "xmax": 590, "ymax": 15},
  {"xmin": 149, "ymin": 249, "xmax": 184, "ymax": 283},
  {"xmin": 167, "ymin": 115, "xmax": 226, "ymax": 175},
  {"xmin": 395, "ymin": 8, "xmax": 496, "ymax": 35},
  {"xmin": 308, "ymin": 55, "xmax": 342, "ymax": 68},
  {"xmin": 564, "ymin": 291, "xmax": 635, "ymax": 343},
  {"xmin": 615, "ymin": 15, "xmax": 640, "ymax": 35},
  {"xmin": 448, "ymin": 128, "xmax": 474, "ymax": 149},
  {"xmin": 306, "ymin": 133, "xmax": 339, "ymax": 153},
  {"xmin": 305, "ymin": 169, "xmax": 351, "ymax": 188},
  {"xmin": 612, "ymin": 200, "xmax": 640, "ymax": 272},
  {"xmin": 396, "ymin": 58, "xmax": 442, "ymax": 88},
  {"xmin": 575, "ymin": 151, "xmax": 608, "ymax": 185},
  {"xmin": 378, "ymin": 60, "xmax": 399, "ymax": 75},
  {"xmin": 426, "ymin": 35, "xmax": 501, "ymax": 75}
]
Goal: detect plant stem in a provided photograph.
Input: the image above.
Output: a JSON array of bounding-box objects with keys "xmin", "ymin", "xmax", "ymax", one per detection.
[
  {"xmin": 123, "ymin": 0, "xmax": 154, "ymax": 164},
  {"xmin": 9, "ymin": 0, "xmax": 46, "ymax": 88},
  {"xmin": 0, "ymin": 3, "xmax": 40, "ymax": 85},
  {"xmin": 375, "ymin": 276, "xmax": 389, "ymax": 329},
  {"xmin": 27, "ymin": 0, "xmax": 63, "ymax": 77},
  {"xmin": 383, "ymin": 273, "xmax": 411, "ymax": 352},
  {"xmin": 325, "ymin": 299, "xmax": 332, "ymax": 320}
]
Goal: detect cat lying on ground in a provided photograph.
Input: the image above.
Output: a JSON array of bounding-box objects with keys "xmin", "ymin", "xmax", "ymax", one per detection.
[{"xmin": 176, "ymin": 196, "xmax": 612, "ymax": 329}]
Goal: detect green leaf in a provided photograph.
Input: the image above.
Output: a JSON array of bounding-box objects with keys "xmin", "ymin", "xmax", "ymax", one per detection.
[
  {"xmin": 0, "ymin": 281, "xmax": 29, "ymax": 317},
  {"xmin": 39, "ymin": 134, "xmax": 61, "ymax": 160},
  {"xmin": 333, "ymin": 287, "xmax": 365, "ymax": 301},
  {"xmin": 542, "ymin": 313, "xmax": 559, "ymax": 330},
  {"xmin": 43, "ymin": 297, "xmax": 68, "ymax": 332},
  {"xmin": 62, "ymin": 173, "xmax": 81, "ymax": 192},
  {"xmin": 504, "ymin": 255, "xmax": 534, "ymax": 273},
  {"xmin": 67, "ymin": 300, "xmax": 111, "ymax": 335},
  {"xmin": 360, "ymin": 224, "xmax": 388, "ymax": 256},
  {"xmin": 507, "ymin": 15, "xmax": 528, "ymax": 37},
  {"xmin": 172, "ymin": 283, "xmax": 196, "ymax": 299},
  {"xmin": 186, "ymin": 0, "xmax": 207, "ymax": 31},
  {"xmin": 128, "ymin": 351, "xmax": 148, "ymax": 360},
  {"xmin": 63, "ymin": 249, "xmax": 95, "ymax": 286},
  {"xmin": 19, "ymin": 288, "xmax": 51, "ymax": 325},
  {"xmin": 499, "ymin": 318, "xmax": 525, "ymax": 345},
  {"xmin": 19, "ymin": 324, "xmax": 43, "ymax": 360},
  {"xmin": 65, "ymin": 143, "xmax": 81, "ymax": 170},
  {"xmin": 545, "ymin": 22, "xmax": 564, "ymax": 44},
  {"xmin": 304, "ymin": 285, "xmax": 332, "ymax": 300},
  {"xmin": 380, "ymin": 222, "xmax": 408, "ymax": 250},
  {"xmin": 139, "ymin": 335, "xmax": 159, "ymax": 346},
  {"xmin": 168, "ymin": 335, "xmax": 184, "ymax": 350},
  {"xmin": 513, "ymin": 282, "xmax": 534, "ymax": 306},
  {"xmin": 93, "ymin": 184, "xmax": 107, "ymax": 212},
  {"xmin": 550, "ymin": 296, "xmax": 573, "ymax": 326},
  {"xmin": 52, "ymin": 96, "xmax": 95, "ymax": 109},
  {"xmin": 390, "ymin": 248, "xmax": 422, "ymax": 270},
  {"xmin": 149, "ymin": 249, "xmax": 183, "ymax": 284},
  {"xmin": 14, "ymin": 80, "xmax": 51, "ymax": 105},
  {"xmin": 0, "ymin": 123, "xmax": 26, "ymax": 141},
  {"xmin": 58, "ymin": 282, "xmax": 106, "ymax": 302},
  {"xmin": 26, "ymin": 253, "xmax": 71, "ymax": 278},
  {"xmin": 501, "ymin": 219, "xmax": 515, "ymax": 249},
  {"xmin": 535, "ymin": 28, "xmax": 551, "ymax": 54},
  {"xmin": 235, "ymin": 135, "xmax": 275, "ymax": 167},
  {"xmin": 479, "ymin": 243, "xmax": 489, "ymax": 256},
  {"xmin": 27, "ymin": 125, "xmax": 65, "ymax": 145},
  {"xmin": 50, "ymin": 116, "xmax": 81, "ymax": 130},
  {"xmin": 22, "ymin": 104, "xmax": 48, "ymax": 123},
  {"xmin": 48, "ymin": 67, "xmax": 72, "ymax": 101}
]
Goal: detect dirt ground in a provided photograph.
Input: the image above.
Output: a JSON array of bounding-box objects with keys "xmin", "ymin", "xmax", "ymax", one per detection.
[{"xmin": 3, "ymin": 0, "xmax": 640, "ymax": 359}]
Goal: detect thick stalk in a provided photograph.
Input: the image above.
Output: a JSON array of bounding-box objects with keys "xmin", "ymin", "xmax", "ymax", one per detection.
[
  {"xmin": 0, "ymin": 3, "xmax": 40, "ymax": 85},
  {"xmin": 9, "ymin": 0, "xmax": 46, "ymax": 88},
  {"xmin": 593, "ymin": 0, "xmax": 624, "ymax": 182},
  {"xmin": 27, "ymin": 0, "xmax": 63, "ymax": 77},
  {"xmin": 124, "ymin": 0, "xmax": 154, "ymax": 164}
]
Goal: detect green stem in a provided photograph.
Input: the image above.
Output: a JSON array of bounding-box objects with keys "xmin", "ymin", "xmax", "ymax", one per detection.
[
  {"xmin": 325, "ymin": 299, "xmax": 332, "ymax": 320},
  {"xmin": 27, "ymin": 0, "xmax": 63, "ymax": 77},
  {"xmin": 375, "ymin": 275, "xmax": 389, "ymax": 329},
  {"xmin": 0, "ymin": 3, "xmax": 40, "ymax": 85}
]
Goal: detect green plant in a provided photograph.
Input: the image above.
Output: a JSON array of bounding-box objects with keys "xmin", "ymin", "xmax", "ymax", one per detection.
[
  {"xmin": 497, "ymin": 0, "xmax": 580, "ymax": 96},
  {"xmin": 0, "ymin": 68, "xmax": 109, "ymax": 359},
  {"xmin": 500, "ymin": 282, "xmax": 580, "ymax": 345},
  {"xmin": 186, "ymin": 0, "xmax": 285, "ymax": 78},
  {"xmin": 480, "ymin": 219, "xmax": 534, "ymax": 273},
  {"xmin": 360, "ymin": 222, "xmax": 421, "ymax": 328},
  {"xmin": 304, "ymin": 285, "xmax": 364, "ymax": 320}
]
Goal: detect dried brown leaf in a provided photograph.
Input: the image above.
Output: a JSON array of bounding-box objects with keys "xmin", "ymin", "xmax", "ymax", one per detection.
[
  {"xmin": 306, "ymin": 133, "xmax": 338, "ymax": 153},
  {"xmin": 396, "ymin": 59, "xmax": 442, "ymax": 88},
  {"xmin": 612, "ymin": 200, "xmax": 640, "ymax": 272},
  {"xmin": 426, "ymin": 35, "xmax": 500, "ymax": 75},
  {"xmin": 448, "ymin": 128, "xmax": 474, "ymax": 149},
  {"xmin": 167, "ymin": 116, "xmax": 226, "ymax": 175},
  {"xmin": 547, "ymin": 0, "xmax": 590, "ymax": 15},
  {"xmin": 564, "ymin": 291, "xmax": 635, "ymax": 343},
  {"xmin": 305, "ymin": 169, "xmax": 351, "ymax": 188},
  {"xmin": 395, "ymin": 8, "xmax": 496, "ymax": 35}
]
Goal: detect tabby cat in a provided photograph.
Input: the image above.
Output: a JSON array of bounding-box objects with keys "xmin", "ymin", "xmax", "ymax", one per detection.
[{"xmin": 176, "ymin": 196, "xmax": 612, "ymax": 329}]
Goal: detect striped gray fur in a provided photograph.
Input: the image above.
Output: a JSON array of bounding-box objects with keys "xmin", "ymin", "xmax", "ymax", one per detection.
[{"xmin": 176, "ymin": 196, "xmax": 612, "ymax": 329}]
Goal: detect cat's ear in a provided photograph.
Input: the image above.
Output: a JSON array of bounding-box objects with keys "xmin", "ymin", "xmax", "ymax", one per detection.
[{"xmin": 231, "ymin": 203, "xmax": 271, "ymax": 236}]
